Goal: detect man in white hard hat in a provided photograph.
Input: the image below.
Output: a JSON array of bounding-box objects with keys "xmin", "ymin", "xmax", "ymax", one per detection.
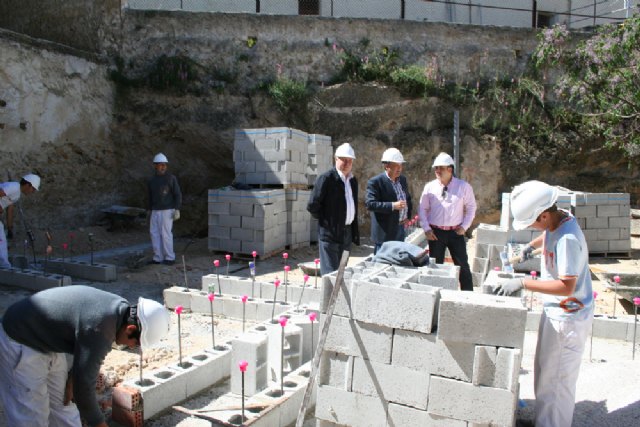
[
  {"xmin": 148, "ymin": 153, "xmax": 182, "ymax": 265},
  {"xmin": 492, "ymin": 180, "xmax": 593, "ymax": 427},
  {"xmin": 0, "ymin": 174, "xmax": 41, "ymax": 268},
  {"xmin": 0, "ymin": 285, "xmax": 170, "ymax": 427},
  {"xmin": 307, "ymin": 143, "xmax": 360, "ymax": 275},
  {"xmin": 366, "ymin": 147, "xmax": 413, "ymax": 254},
  {"xmin": 418, "ymin": 152, "xmax": 476, "ymax": 291}
]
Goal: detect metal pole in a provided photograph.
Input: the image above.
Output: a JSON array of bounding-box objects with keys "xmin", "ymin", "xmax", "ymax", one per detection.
[
  {"xmin": 401, "ymin": 0, "xmax": 405, "ymax": 19},
  {"xmin": 593, "ymin": 0, "xmax": 596, "ymax": 27},
  {"xmin": 532, "ymin": 0, "xmax": 538, "ymax": 28},
  {"xmin": 182, "ymin": 255, "xmax": 189, "ymax": 290},
  {"xmin": 453, "ymin": 110, "xmax": 460, "ymax": 175}
]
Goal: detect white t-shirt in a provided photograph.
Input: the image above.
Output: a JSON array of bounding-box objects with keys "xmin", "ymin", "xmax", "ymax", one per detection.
[
  {"xmin": 540, "ymin": 210, "xmax": 593, "ymax": 321},
  {"xmin": 0, "ymin": 182, "xmax": 21, "ymax": 210}
]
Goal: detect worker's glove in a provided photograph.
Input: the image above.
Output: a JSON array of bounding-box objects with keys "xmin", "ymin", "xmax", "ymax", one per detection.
[
  {"xmin": 492, "ymin": 278, "xmax": 524, "ymax": 296},
  {"xmin": 172, "ymin": 209, "xmax": 180, "ymax": 221},
  {"xmin": 6, "ymin": 228, "xmax": 13, "ymax": 239},
  {"xmin": 520, "ymin": 245, "xmax": 535, "ymax": 263}
]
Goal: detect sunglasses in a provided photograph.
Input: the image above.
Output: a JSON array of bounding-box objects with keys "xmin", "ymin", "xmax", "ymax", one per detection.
[{"xmin": 441, "ymin": 186, "xmax": 448, "ymax": 199}]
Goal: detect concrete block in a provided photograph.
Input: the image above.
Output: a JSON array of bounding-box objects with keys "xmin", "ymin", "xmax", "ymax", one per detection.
[
  {"xmin": 162, "ymin": 286, "xmax": 194, "ymax": 311},
  {"xmin": 0, "ymin": 267, "xmax": 72, "ymax": 291},
  {"xmin": 609, "ymin": 216, "xmax": 630, "ymax": 228},
  {"xmin": 437, "ymin": 289, "xmax": 527, "ymax": 349},
  {"xmin": 573, "ymin": 205, "xmax": 596, "ymax": 218},
  {"xmin": 387, "ymin": 403, "xmax": 466, "ymax": 427},
  {"xmin": 609, "ymin": 239, "xmax": 631, "ymax": 252},
  {"xmin": 169, "ymin": 349, "xmax": 231, "ymax": 397},
  {"xmin": 219, "ymin": 215, "xmax": 242, "ymax": 228},
  {"xmin": 586, "ymin": 217, "xmax": 608, "ymax": 229},
  {"xmin": 472, "ymin": 257, "xmax": 489, "ymax": 274},
  {"xmin": 289, "ymin": 312, "xmax": 320, "ymax": 363},
  {"xmin": 122, "ymin": 366, "xmax": 189, "ymax": 420},
  {"xmin": 231, "ymin": 332, "xmax": 269, "ymax": 395},
  {"xmin": 481, "ymin": 270, "xmax": 526, "ymax": 297},
  {"xmin": 588, "ymin": 240, "xmax": 609, "ymax": 252},
  {"xmin": 427, "ymin": 376, "xmax": 516, "ymax": 426},
  {"xmin": 352, "ymin": 279, "xmax": 440, "ymax": 333},
  {"xmin": 315, "ymin": 386, "xmax": 387, "ymax": 427},
  {"xmin": 475, "ymin": 223, "xmax": 509, "ymax": 245},
  {"xmin": 620, "ymin": 228, "xmax": 631, "ymax": 239},
  {"xmin": 525, "ymin": 310, "xmax": 541, "ymax": 332},
  {"xmin": 597, "ymin": 228, "xmax": 620, "ymax": 240},
  {"xmin": 392, "ymin": 330, "xmax": 474, "ymax": 381},
  {"xmin": 44, "ymin": 259, "xmax": 116, "ymax": 282},
  {"xmin": 495, "ymin": 347, "xmax": 521, "ymax": 392},
  {"xmin": 472, "ymin": 346, "xmax": 497, "ymax": 387},
  {"xmin": 351, "ymin": 357, "xmax": 430, "ymax": 409},
  {"xmin": 323, "ymin": 315, "xmax": 393, "ymax": 363},
  {"xmin": 229, "ymin": 203, "xmax": 254, "ymax": 217},
  {"xmin": 267, "ymin": 323, "xmax": 303, "ymax": 383},
  {"xmin": 318, "ymin": 351, "xmax": 353, "ymax": 390},
  {"xmin": 508, "ymin": 228, "xmax": 538, "ymax": 243},
  {"xmin": 620, "ymin": 204, "xmax": 631, "ymax": 217},
  {"xmin": 597, "ymin": 204, "xmax": 619, "ymax": 217},
  {"xmin": 417, "ymin": 264, "xmax": 460, "ymax": 290},
  {"xmin": 208, "ymin": 202, "xmax": 230, "ymax": 214},
  {"xmin": 592, "ymin": 316, "xmax": 628, "ymax": 341}
]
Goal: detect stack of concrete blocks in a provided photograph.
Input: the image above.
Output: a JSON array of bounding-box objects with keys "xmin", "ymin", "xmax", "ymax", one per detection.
[
  {"xmin": 208, "ymin": 188, "xmax": 287, "ymax": 255},
  {"xmin": 315, "ymin": 263, "xmax": 527, "ymax": 427},
  {"xmin": 307, "ymin": 133, "xmax": 333, "ymax": 186},
  {"xmin": 286, "ymin": 189, "xmax": 312, "ymax": 249},
  {"xmin": 233, "ymin": 127, "xmax": 309, "ymax": 186},
  {"xmin": 500, "ymin": 189, "xmax": 631, "ymax": 255}
]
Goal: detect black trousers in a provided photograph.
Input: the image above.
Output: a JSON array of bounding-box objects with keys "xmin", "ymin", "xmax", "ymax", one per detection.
[{"xmin": 428, "ymin": 228, "xmax": 473, "ymax": 291}]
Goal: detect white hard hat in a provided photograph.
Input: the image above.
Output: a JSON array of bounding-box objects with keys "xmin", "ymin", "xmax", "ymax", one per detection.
[
  {"xmin": 334, "ymin": 143, "xmax": 356, "ymax": 159},
  {"xmin": 137, "ymin": 297, "xmax": 170, "ymax": 349},
  {"xmin": 510, "ymin": 180, "xmax": 559, "ymax": 230},
  {"xmin": 381, "ymin": 148, "xmax": 405, "ymax": 163},
  {"xmin": 153, "ymin": 153, "xmax": 169, "ymax": 163},
  {"xmin": 432, "ymin": 152, "xmax": 455, "ymax": 168},
  {"xmin": 22, "ymin": 174, "xmax": 41, "ymax": 191}
]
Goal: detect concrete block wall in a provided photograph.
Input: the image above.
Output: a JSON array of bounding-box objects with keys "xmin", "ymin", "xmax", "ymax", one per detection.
[
  {"xmin": 286, "ymin": 189, "xmax": 312, "ymax": 248},
  {"xmin": 233, "ymin": 127, "xmax": 309, "ymax": 186},
  {"xmin": 315, "ymin": 262, "xmax": 527, "ymax": 427},
  {"xmin": 307, "ymin": 133, "xmax": 333, "ymax": 186},
  {"xmin": 208, "ymin": 188, "xmax": 287, "ymax": 255},
  {"xmin": 500, "ymin": 189, "xmax": 631, "ymax": 254}
]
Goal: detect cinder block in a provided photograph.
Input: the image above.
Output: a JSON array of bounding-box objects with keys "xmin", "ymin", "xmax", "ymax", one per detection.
[
  {"xmin": 289, "ymin": 312, "xmax": 320, "ymax": 363},
  {"xmin": 588, "ymin": 240, "xmax": 609, "ymax": 252},
  {"xmin": 609, "ymin": 216, "xmax": 630, "ymax": 229},
  {"xmin": 387, "ymin": 403, "xmax": 466, "ymax": 427},
  {"xmin": 437, "ymin": 290, "xmax": 527, "ymax": 349},
  {"xmin": 609, "ymin": 239, "xmax": 631, "ymax": 252},
  {"xmin": 597, "ymin": 204, "xmax": 619, "ymax": 217},
  {"xmin": 169, "ymin": 349, "xmax": 231, "ymax": 397},
  {"xmin": 208, "ymin": 202, "xmax": 230, "ymax": 214},
  {"xmin": 597, "ymin": 228, "xmax": 620, "ymax": 240},
  {"xmin": 417, "ymin": 264, "xmax": 460, "ymax": 290},
  {"xmin": 573, "ymin": 205, "xmax": 596, "ymax": 218},
  {"xmin": 0, "ymin": 268, "xmax": 71, "ymax": 291},
  {"xmin": 475, "ymin": 223, "xmax": 509, "ymax": 245},
  {"xmin": 351, "ymin": 357, "xmax": 430, "ymax": 409},
  {"xmin": 352, "ymin": 279, "xmax": 440, "ymax": 333},
  {"xmin": 162, "ymin": 286, "xmax": 194, "ymax": 311},
  {"xmin": 41, "ymin": 259, "xmax": 117, "ymax": 282},
  {"xmin": 495, "ymin": 347, "xmax": 521, "ymax": 392},
  {"xmin": 121, "ymin": 366, "xmax": 189, "ymax": 420},
  {"xmin": 586, "ymin": 217, "xmax": 608, "ymax": 229},
  {"xmin": 472, "ymin": 346, "xmax": 497, "ymax": 387},
  {"xmin": 231, "ymin": 332, "xmax": 268, "ymax": 395},
  {"xmin": 592, "ymin": 316, "xmax": 628, "ymax": 341},
  {"xmin": 427, "ymin": 376, "xmax": 516, "ymax": 426},
  {"xmin": 315, "ymin": 386, "xmax": 387, "ymax": 427},
  {"xmin": 392, "ymin": 330, "xmax": 474, "ymax": 381},
  {"xmin": 267, "ymin": 323, "xmax": 302, "ymax": 383},
  {"xmin": 318, "ymin": 351, "xmax": 353, "ymax": 390},
  {"xmin": 481, "ymin": 270, "xmax": 526, "ymax": 297},
  {"xmin": 323, "ymin": 315, "xmax": 393, "ymax": 363}
]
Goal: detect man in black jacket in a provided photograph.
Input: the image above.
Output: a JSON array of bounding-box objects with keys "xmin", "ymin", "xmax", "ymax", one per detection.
[
  {"xmin": 366, "ymin": 148, "xmax": 412, "ymax": 254},
  {"xmin": 307, "ymin": 143, "xmax": 360, "ymax": 275}
]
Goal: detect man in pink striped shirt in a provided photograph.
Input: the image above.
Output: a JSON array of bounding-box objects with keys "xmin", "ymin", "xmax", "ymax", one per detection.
[{"xmin": 419, "ymin": 152, "xmax": 477, "ymax": 291}]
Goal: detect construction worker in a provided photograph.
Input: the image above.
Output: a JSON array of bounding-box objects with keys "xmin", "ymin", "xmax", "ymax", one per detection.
[
  {"xmin": 0, "ymin": 285, "xmax": 170, "ymax": 427},
  {"xmin": 307, "ymin": 143, "xmax": 360, "ymax": 275},
  {"xmin": 366, "ymin": 147, "xmax": 412, "ymax": 254},
  {"xmin": 148, "ymin": 153, "xmax": 182, "ymax": 265},
  {"xmin": 0, "ymin": 174, "xmax": 41, "ymax": 268},
  {"xmin": 492, "ymin": 180, "xmax": 593, "ymax": 427},
  {"xmin": 418, "ymin": 152, "xmax": 476, "ymax": 291}
]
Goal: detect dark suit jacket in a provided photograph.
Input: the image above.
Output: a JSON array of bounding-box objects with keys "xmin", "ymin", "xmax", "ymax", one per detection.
[
  {"xmin": 307, "ymin": 168, "xmax": 360, "ymax": 245},
  {"xmin": 365, "ymin": 172, "xmax": 412, "ymax": 244}
]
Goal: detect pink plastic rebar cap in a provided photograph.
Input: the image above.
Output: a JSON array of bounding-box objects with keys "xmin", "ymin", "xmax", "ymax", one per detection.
[
  {"xmin": 593, "ymin": 291, "xmax": 598, "ymax": 299},
  {"xmin": 314, "ymin": 258, "xmax": 320, "ymax": 265},
  {"xmin": 493, "ymin": 267, "xmax": 500, "ymax": 271},
  {"xmin": 241, "ymin": 295, "xmax": 248, "ymax": 303},
  {"xmin": 225, "ymin": 254, "xmax": 231, "ymax": 261},
  {"xmin": 175, "ymin": 305, "xmax": 184, "ymax": 315},
  {"xmin": 303, "ymin": 274, "xmax": 310, "ymax": 283},
  {"xmin": 283, "ymin": 252, "xmax": 289, "ymax": 259},
  {"xmin": 239, "ymin": 360, "xmax": 248, "ymax": 372},
  {"xmin": 309, "ymin": 312, "xmax": 317, "ymax": 322},
  {"xmin": 614, "ymin": 275, "xmax": 621, "ymax": 283},
  {"xmin": 214, "ymin": 260, "xmax": 220, "ymax": 267},
  {"xmin": 62, "ymin": 243, "xmax": 68, "ymax": 250},
  {"xmin": 284, "ymin": 265, "xmax": 291, "ymax": 272},
  {"xmin": 530, "ymin": 271, "xmax": 537, "ymax": 277},
  {"xmin": 279, "ymin": 316, "xmax": 288, "ymax": 327},
  {"xmin": 208, "ymin": 293, "xmax": 215, "ymax": 302},
  {"xmin": 274, "ymin": 279, "xmax": 281, "ymax": 287},
  {"xmin": 252, "ymin": 251, "xmax": 257, "ymax": 257},
  {"xmin": 634, "ymin": 297, "xmax": 640, "ymax": 306}
]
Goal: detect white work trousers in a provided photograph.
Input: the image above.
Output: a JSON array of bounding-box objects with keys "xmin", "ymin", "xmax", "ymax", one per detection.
[
  {"xmin": 534, "ymin": 310, "xmax": 592, "ymax": 427},
  {"xmin": 0, "ymin": 222, "xmax": 11, "ymax": 268},
  {"xmin": 0, "ymin": 325, "xmax": 81, "ymax": 427},
  {"xmin": 150, "ymin": 209, "xmax": 175, "ymax": 262}
]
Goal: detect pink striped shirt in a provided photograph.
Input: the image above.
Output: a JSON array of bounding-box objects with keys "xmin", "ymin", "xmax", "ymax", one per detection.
[{"xmin": 419, "ymin": 177, "xmax": 476, "ymax": 232}]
